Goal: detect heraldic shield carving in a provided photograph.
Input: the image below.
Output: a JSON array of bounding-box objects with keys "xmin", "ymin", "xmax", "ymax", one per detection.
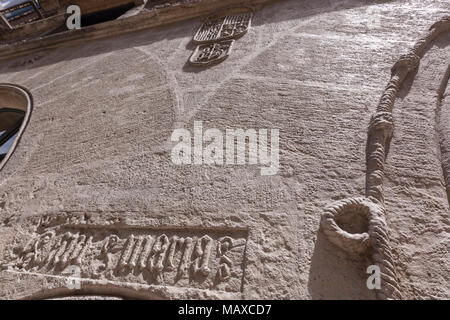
[
  {"xmin": 189, "ymin": 40, "xmax": 234, "ymax": 66},
  {"xmin": 193, "ymin": 8, "xmax": 253, "ymax": 44},
  {"xmin": 188, "ymin": 7, "xmax": 253, "ymax": 67}
]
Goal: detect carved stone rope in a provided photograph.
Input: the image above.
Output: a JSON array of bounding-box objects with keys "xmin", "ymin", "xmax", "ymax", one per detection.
[{"xmin": 321, "ymin": 16, "xmax": 450, "ymax": 300}]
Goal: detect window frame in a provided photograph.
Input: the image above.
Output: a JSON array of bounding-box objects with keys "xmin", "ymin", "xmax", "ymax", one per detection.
[{"xmin": 0, "ymin": 83, "xmax": 33, "ymax": 171}]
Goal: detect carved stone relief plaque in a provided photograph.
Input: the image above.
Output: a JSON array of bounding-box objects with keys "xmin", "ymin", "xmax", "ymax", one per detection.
[
  {"xmin": 193, "ymin": 11, "xmax": 252, "ymax": 43},
  {"xmin": 1, "ymin": 213, "xmax": 248, "ymax": 296},
  {"xmin": 189, "ymin": 40, "xmax": 234, "ymax": 67},
  {"xmin": 188, "ymin": 7, "xmax": 253, "ymax": 67}
]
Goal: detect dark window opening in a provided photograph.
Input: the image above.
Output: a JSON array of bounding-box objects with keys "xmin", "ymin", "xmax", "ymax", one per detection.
[
  {"xmin": 0, "ymin": 108, "xmax": 25, "ymax": 162},
  {"xmin": 80, "ymin": 3, "xmax": 135, "ymax": 27},
  {"xmin": 0, "ymin": 1, "xmax": 42, "ymax": 27}
]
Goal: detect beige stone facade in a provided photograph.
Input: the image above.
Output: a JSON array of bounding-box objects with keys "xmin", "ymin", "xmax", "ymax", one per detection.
[{"xmin": 0, "ymin": 0, "xmax": 449, "ymax": 299}]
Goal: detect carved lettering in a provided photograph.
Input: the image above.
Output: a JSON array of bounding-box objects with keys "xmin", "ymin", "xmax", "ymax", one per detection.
[{"xmin": 2, "ymin": 221, "xmax": 248, "ymax": 293}]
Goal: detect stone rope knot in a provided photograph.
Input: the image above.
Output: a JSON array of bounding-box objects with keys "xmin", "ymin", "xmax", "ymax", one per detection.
[
  {"xmin": 321, "ymin": 197, "xmax": 382, "ymax": 254},
  {"xmin": 391, "ymin": 52, "xmax": 420, "ymax": 74},
  {"xmin": 320, "ymin": 197, "xmax": 401, "ymax": 300},
  {"xmin": 320, "ymin": 14, "xmax": 450, "ymax": 301},
  {"xmin": 369, "ymin": 111, "xmax": 394, "ymax": 135}
]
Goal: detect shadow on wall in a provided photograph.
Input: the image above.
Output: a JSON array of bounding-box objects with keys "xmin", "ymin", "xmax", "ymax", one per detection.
[
  {"xmin": 0, "ymin": 0, "xmax": 393, "ymax": 73},
  {"xmin": 308, "ymin": 230, "xmax": 376, "ymax": 300}
]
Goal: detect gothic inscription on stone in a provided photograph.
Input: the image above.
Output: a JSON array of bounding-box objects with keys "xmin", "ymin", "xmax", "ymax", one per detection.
[
  {"xmin": 189, "ymin": 40, "xmax": 234, "ymax": 67},
  {"xmin": 2, "ymin": 217, "xmax": 248, "ymax": 293}
]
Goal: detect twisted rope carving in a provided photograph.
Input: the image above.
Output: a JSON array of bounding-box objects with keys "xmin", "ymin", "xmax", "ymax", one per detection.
[{"xmin": 320, "ymin": 16, "xmax": 450, "ymax": 300}]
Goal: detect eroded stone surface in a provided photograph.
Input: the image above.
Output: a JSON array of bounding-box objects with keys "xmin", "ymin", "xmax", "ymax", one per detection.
[{"xmin": 0, "ymin": 0, "xmax": 449, "ymax": 300}]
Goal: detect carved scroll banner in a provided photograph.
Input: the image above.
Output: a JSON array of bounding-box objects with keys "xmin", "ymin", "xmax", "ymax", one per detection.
[
  {"xmin": 188, "ymin": 7, "xmax": 253, "ymax": 67},
  {"xmin": 1, "ymin": 213, "xmax": 248, "ymax": 297},
  {"xmin": 320, "ymin": 16, "xmax": 450, "ymax": 300}
]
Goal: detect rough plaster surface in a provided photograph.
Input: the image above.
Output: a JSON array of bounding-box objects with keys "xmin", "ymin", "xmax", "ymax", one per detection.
[{"xmin": 0, "ymin": 0, "xmax": 449, "ymax": 299}]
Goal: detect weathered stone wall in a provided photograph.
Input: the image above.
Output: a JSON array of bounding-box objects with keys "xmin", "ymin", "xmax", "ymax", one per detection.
[{"xmin": 0, "ymin": 0, "xmax": 448, "ymax": 299}]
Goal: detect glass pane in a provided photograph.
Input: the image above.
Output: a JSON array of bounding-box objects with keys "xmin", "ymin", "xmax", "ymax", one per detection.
[
  {"xmin": 0, "ymin": 108, "xmax": 24, "ymax": 159},
  {"xmin": 0, "ymin": 132, "xmax": 18, "ymax": 156}
]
